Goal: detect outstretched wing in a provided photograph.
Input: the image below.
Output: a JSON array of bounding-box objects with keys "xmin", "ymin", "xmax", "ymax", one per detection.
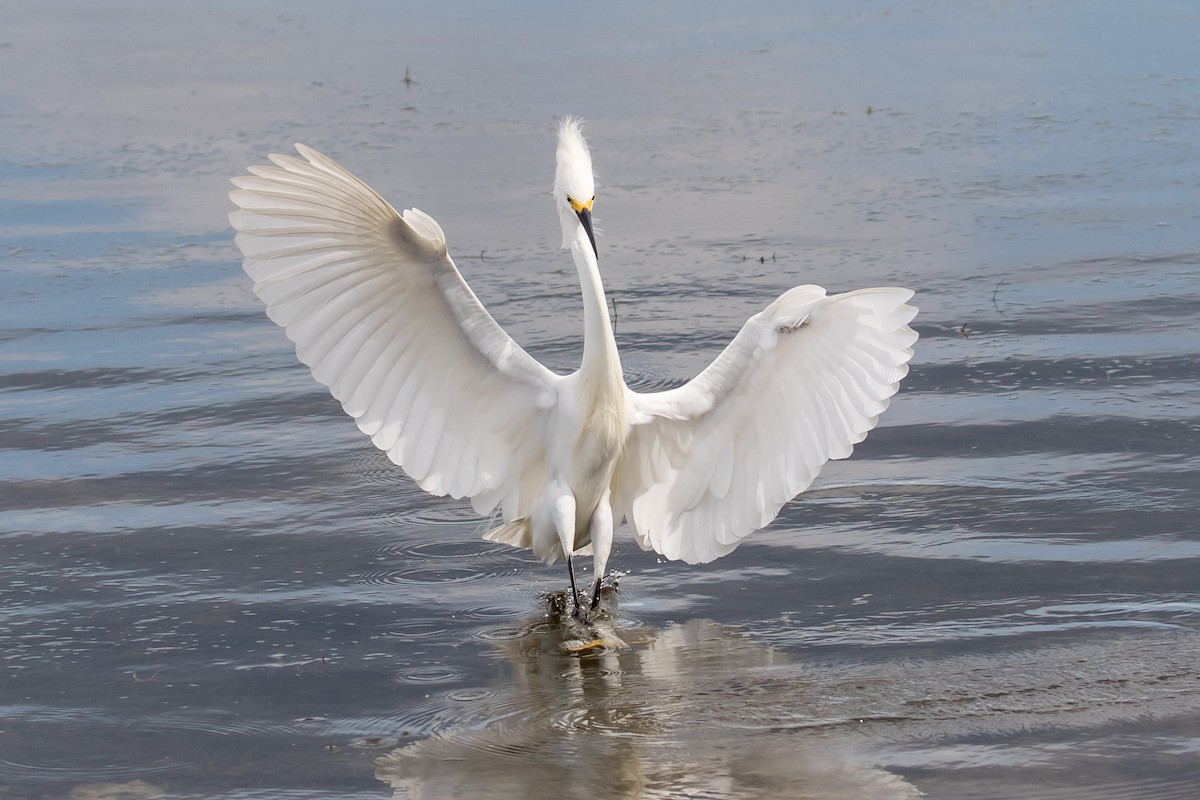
[
  {"xmin": 615, "ymin": 285, "xmax": 917, "ymax": 563},
  {"xmin": 229, "ymin": 144, "xmax": 560, "ymax": 519}
]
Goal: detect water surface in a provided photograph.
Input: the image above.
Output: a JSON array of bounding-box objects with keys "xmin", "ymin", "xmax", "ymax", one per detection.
[{"xmin": 2, "ymin": 1, "xmax": 1199, "ymax": 798}]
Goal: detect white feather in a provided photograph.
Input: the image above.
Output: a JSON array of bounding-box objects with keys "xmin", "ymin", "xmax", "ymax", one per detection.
[
  {"xmin": 230, "ymin": 144, "xmax": 560, "ymax": 522},
  {"xmin": 616, "ymin": 286, "xmax": 918, "ymax": 564}
]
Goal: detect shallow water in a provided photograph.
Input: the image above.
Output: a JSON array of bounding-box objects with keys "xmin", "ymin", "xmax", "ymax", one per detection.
[{"xmin": 3, "ymin": 1, "xmax": 1199, "ymax": 798}]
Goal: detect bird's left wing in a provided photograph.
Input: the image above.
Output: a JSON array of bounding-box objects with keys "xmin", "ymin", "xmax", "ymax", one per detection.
[
  {"xmin": 615, "ymin": 285, "xmax": 917, "ymax": 563},
  {"xmin": 229, "ymin": 144, "xmax": 560, "ymax": 519}
]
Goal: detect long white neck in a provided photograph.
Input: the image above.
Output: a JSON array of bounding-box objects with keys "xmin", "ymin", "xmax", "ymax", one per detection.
[{"xmin": 570, "ymin": 231, "xmax": 622, "ymax": 382}]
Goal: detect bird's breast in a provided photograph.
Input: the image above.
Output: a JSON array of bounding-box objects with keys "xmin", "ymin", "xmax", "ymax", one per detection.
[{"xmin": 553, "ymin": 371, "xmax": 627, "ymax": 494}]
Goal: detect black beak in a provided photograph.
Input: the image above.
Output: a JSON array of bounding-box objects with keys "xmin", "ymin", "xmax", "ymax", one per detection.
[{"xmin": 576, "ymin": 207, "xmax": 598, "ymax": 260}]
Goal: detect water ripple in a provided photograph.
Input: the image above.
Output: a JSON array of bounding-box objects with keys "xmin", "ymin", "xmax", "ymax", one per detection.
[
  {"xmin": 3, "ymin": 6, "xmax": 1200, "ymax": 797},
  {"xmin": 136, "ymin": 711, "xmax": 298, "ymax": 738},
  {"xmin": 370, "ymin": 610, "xmax": 1200, "ymax": 799}
]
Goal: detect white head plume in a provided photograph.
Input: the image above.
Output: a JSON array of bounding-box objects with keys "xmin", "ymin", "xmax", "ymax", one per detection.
[{"xmin": 554, "ymin": 116, "xmax": 596, "ymax": 250}]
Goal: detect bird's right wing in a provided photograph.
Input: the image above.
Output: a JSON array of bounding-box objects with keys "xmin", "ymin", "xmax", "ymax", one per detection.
[
  {"xmin": 229, "ymin": 144, "xmax": 560, "ymax": 520},
  {"xmin": 616, "ymin": 286, "xmax": 917, "ymax": 563}
]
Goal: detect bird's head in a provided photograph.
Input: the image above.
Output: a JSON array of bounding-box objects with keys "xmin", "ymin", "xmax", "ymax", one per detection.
[{"xmin": 554, "ymin": 116, "xmax": 598, "ymax": 258}]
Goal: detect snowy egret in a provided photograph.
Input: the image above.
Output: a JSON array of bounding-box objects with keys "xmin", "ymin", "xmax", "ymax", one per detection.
[{"xmin": 229, "ymin": 118, "xmax": 917, "ymax": 619}]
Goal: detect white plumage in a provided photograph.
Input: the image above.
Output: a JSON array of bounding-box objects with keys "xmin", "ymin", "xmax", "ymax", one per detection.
[{"xmin": 229, "ymin": 118, "xmax": 917, "ymax": 617}]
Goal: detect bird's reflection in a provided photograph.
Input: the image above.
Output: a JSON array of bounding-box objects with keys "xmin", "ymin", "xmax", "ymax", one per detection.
[{"xmin": 375, "ymin": 592, "xmax": 920, "ymax": 800}]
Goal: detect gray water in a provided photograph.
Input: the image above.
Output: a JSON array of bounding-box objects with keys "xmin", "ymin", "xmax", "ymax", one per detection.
[{"xmin": 3, "ymin": 1, "xmax": 1199, "ymax": 798}]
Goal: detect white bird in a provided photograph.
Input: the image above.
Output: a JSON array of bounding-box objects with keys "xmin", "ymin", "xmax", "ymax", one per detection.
[{"xmin": 229, "ymin": 118, "xmax": 917, "ymax": 619}]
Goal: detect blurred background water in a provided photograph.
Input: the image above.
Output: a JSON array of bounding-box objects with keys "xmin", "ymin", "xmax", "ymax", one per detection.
[{"xmin": 2, "ymin": 1, "xmax": 1198, "ymax": 798}]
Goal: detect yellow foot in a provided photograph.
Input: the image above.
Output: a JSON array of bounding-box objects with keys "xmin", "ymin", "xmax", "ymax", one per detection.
[{"xmin": 562, "ymin": 636, "xmax": 628, "ymax": 653}]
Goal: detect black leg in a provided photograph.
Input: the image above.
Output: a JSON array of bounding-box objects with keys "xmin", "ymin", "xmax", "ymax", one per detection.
[
  {"xmin": 566, "ymin": 555, "xmax": 584, "ymax": 619},
  {"xmin": 589, "ymin": 573, "xmax": 603, "ymax": 611}
]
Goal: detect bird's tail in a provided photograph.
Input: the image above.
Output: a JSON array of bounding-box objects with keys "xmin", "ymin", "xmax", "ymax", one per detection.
[{"xmin": 482, "ymin": 518, "xmax": 532, "ymax": 549}]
